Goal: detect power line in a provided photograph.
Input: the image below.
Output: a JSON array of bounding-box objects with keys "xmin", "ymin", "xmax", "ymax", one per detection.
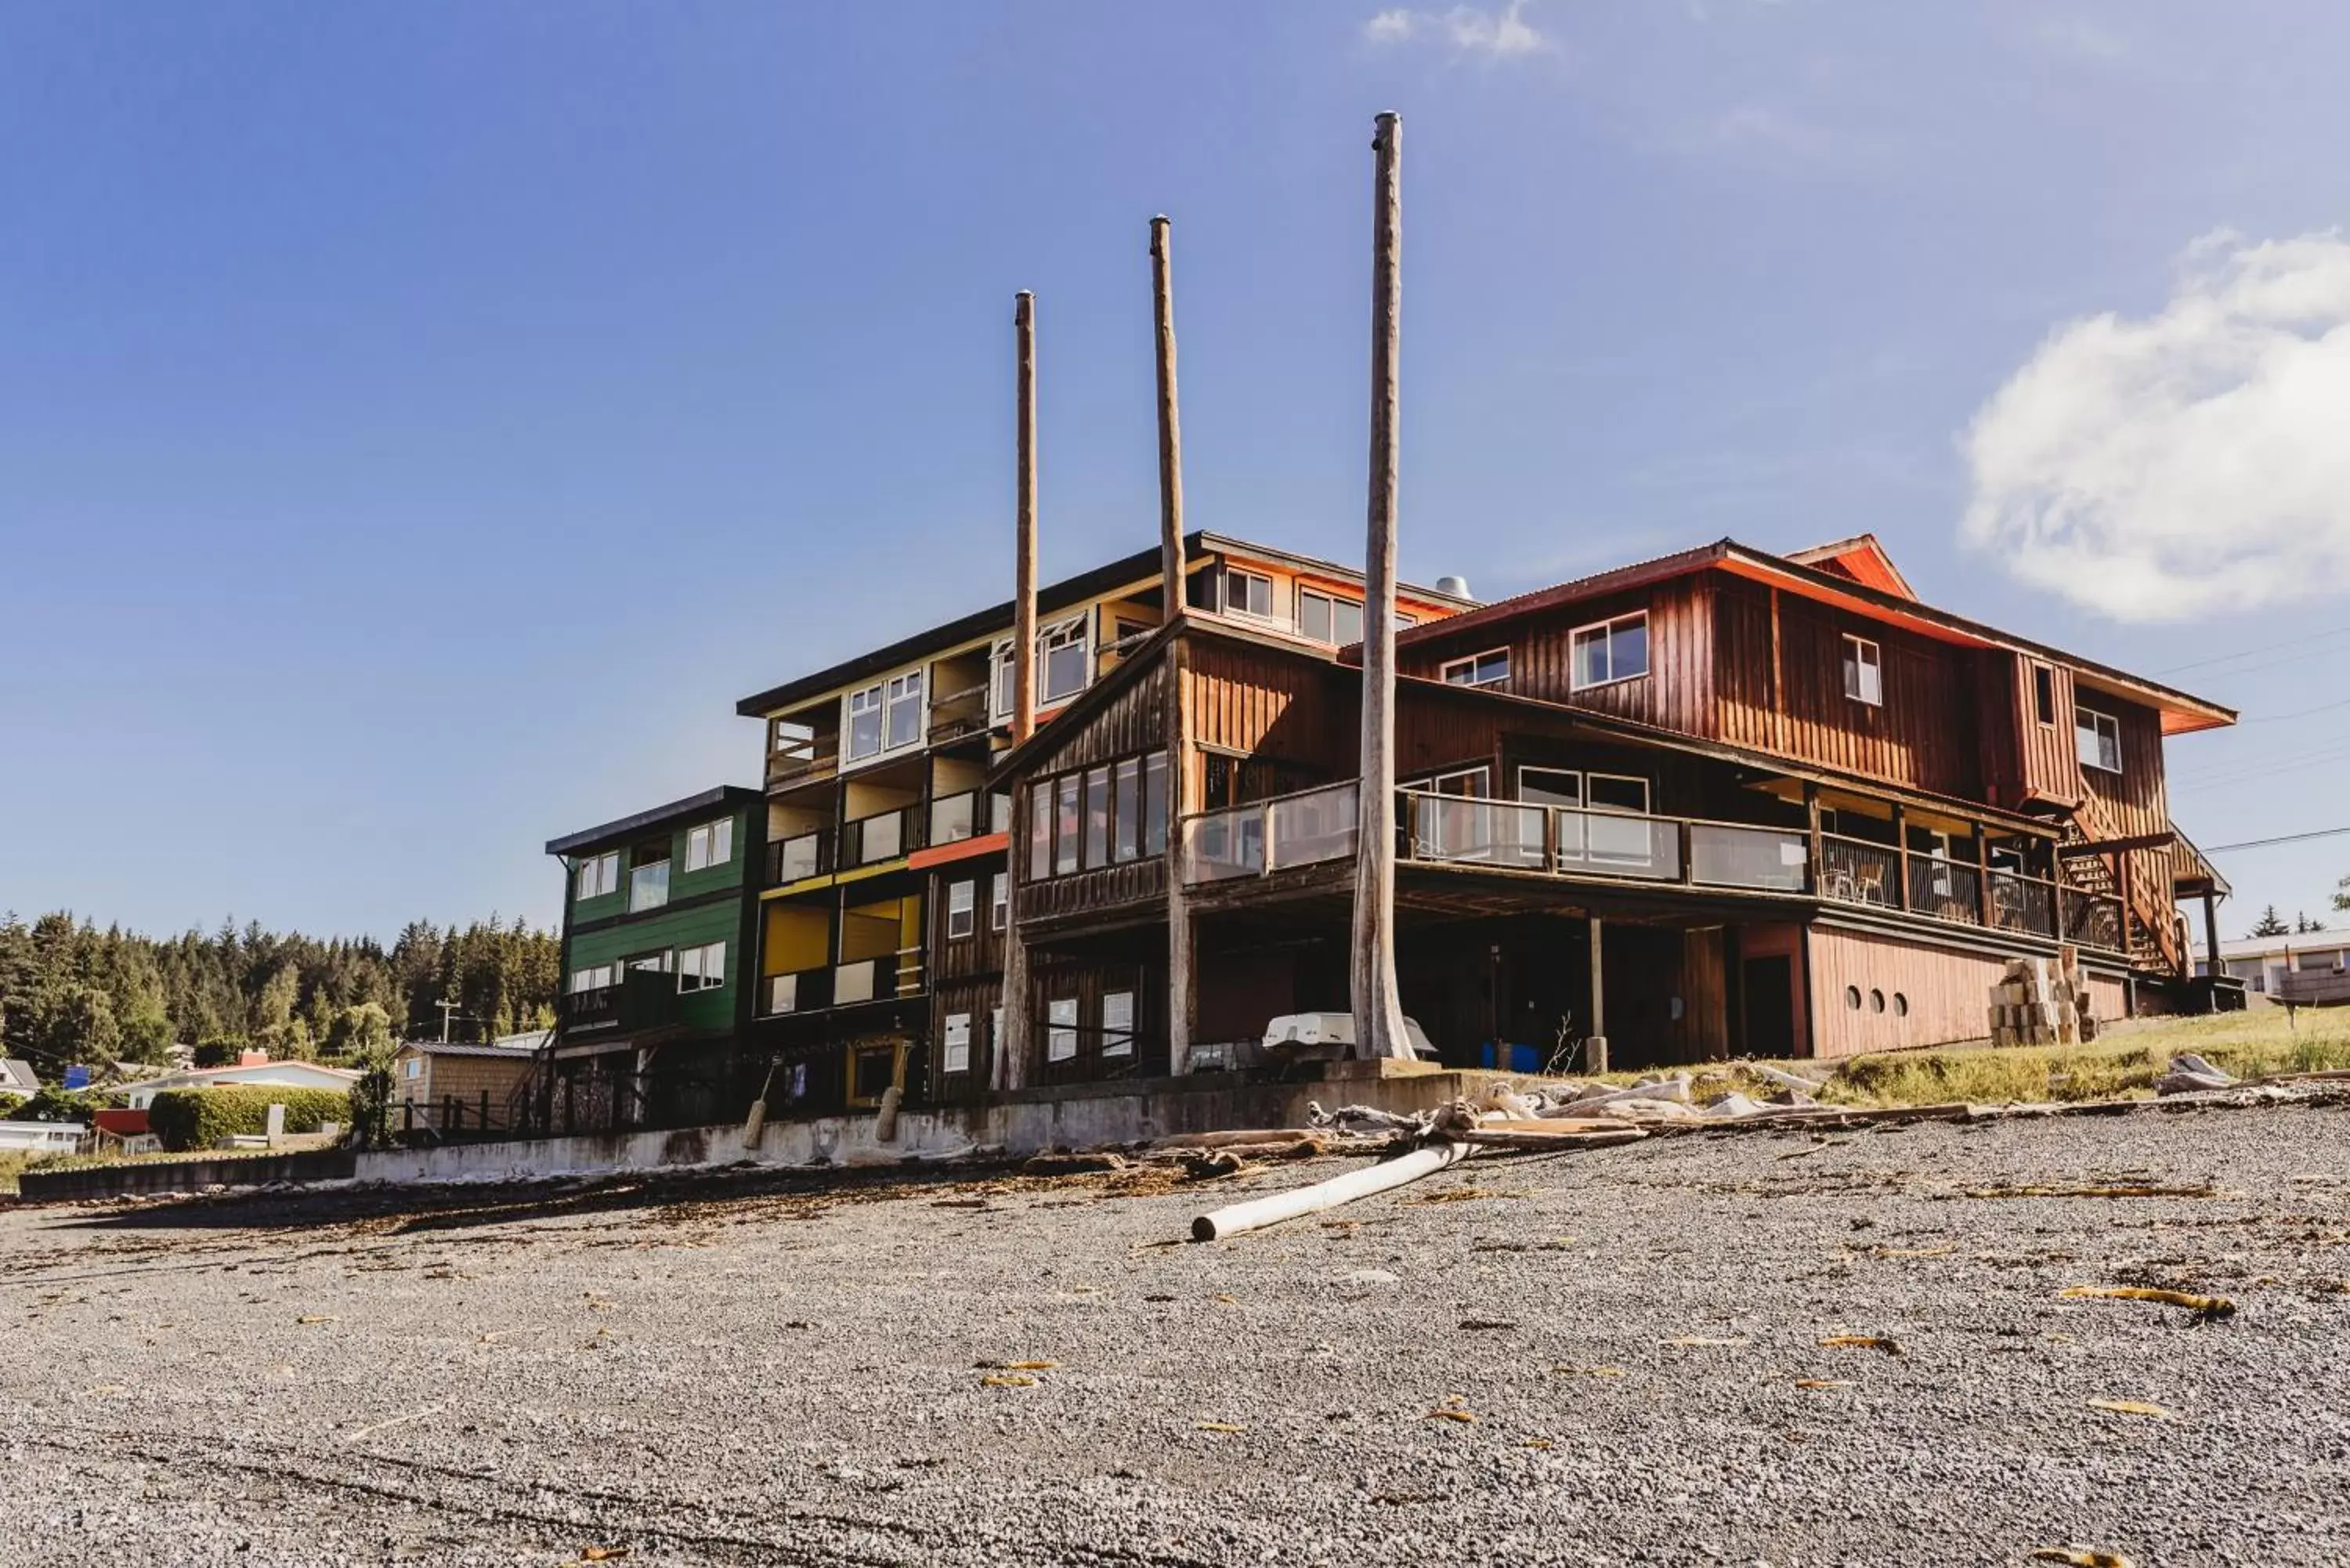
[
  {"xmin": 2154, "ymin": 623, "xmax": 2350, "ymax": 677},
  {"xmin": 2203, "ymin": 826, "xmax": 2350, "ymax": 854}
]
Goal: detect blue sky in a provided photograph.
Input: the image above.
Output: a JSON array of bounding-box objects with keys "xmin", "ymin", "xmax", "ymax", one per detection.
[{"xmin": 5, "ymin": 1, "xmax": 2349, "ymax": 942}]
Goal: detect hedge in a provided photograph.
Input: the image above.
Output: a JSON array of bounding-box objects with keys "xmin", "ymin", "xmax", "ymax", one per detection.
[{"xmin": 147, "ymin": 1087, "xmax": 351, "ymax": 1152}]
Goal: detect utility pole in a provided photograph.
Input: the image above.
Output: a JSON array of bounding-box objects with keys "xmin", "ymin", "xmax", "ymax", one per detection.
[
  {"xmin": 1350, "ymin": 111, "xmax": 1412, "ymax": 1060},
  {"xmin": 1152, "ymin": 215, "xmax": 1195, "ymax": 1075},
  {"xmin": 435, "ymin": 998, "xmax": 461, "ymax": 1045}
]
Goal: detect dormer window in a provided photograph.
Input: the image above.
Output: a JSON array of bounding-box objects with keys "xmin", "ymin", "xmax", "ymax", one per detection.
[
  {"xmin": 1570, "ymin": 611, "xmax": 1649, "ymax": 691},
  {"xmin": 1842, "ymin": 634, "xmax": 1882, "ymax": 706}
]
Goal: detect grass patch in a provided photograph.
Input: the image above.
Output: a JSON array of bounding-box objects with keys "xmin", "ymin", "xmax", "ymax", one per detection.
[{"xmin": 1824, "ymin": 1006, "xmax": 2350, "ymax": 1108}]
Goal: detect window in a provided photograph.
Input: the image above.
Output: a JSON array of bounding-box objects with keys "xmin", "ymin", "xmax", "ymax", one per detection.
[
  {"xmin": 626, "ymin": 950, "xmax": 672, "ymax": 974},
  {"xmin": 1102, "ymin": 991, "xmax": 1134, "ymax": 1058},
  {"xmin": 1143, "ymin": 752, "xmax": 1169, "ymax": 857},
  {"xmin": 1420, "ymin": 766, "xmax": 1491, "ymax": 797},
  {"xmin": 2075, "ymin": 706, "xmax": 2123, "ymax": 774},
  {"xmin": 942, "ymin": 1012, "xmax": 972, "ymax": 1074},
  {"xmin": 946, "ymin": 880, "xmax": 975, "ymax": 940},
  {"xmin": 1517, "ymin": 766, "xmax": 1581, "ymax": 807},
  {"xmin": 1048, "ymin": 997, "xmax": 1079, "ymax": 1061},
  {"xmin": 685, "ymin": 818, "xmax": 735, "ymax": 873},
  {"xmin": 1083, "ymin": 767, "xmax": 1111, "ymax": 868},
  {"xmin": 1570, "ymin": 612, "xmax": 1650, "ymax": 690},
  {"xmin": 1039, "ymin": 616, "xmax": 1090, "ymax": 704},
  {"xmin": 403, "ymin": 1058, "xmax": 422, "ymax": 1081},
  {"xmin": 1893, "ymin": 992, "xmax": 1909, "ymax": 1017},
  {"xmin": 627, "ymin": 854, "xmax": 671, "ymax": 912},
  {"xmin": 992, "ymin": 638, "xmax": 1018, "ymax": 717},
  {"xmin": 1299, "ymin": 588, "xmax": 1365, "ymax": 647},
  {"xmin": 1845, "ymin": 985, "xmax": 1863, "ymax": 1010},
  {"xmin": 885, "ymin": 670, "xmax": 924, "ymax": 750},
  {"xmin": 1585, "ymin": 773, "xmax": 1653, "ymax": 863},
  {"xmin": 574, "ymin": 852, "xmax": 619, "ymax": 901},
  {"xmin": 2032, "ymin": 663, "xmax": 2056, "ymax": 726},
  {"xmin": 1113, "ymin": 757, "xmax": 1141, "ymax": 861},
  {"xmin": 1842, "ymin": 635, "xmax": 1882, "ymax": 706},
  {"xmin": 1029, "ymin": 785, "xmax": 1052, "ymax": 880},
  {"xmin": 847, "ymin": 684, "xmax": 884, "ymax": 761},
  {"xmin": 678, "ymin": 941, "xmax": 726, "ymax": 993},
  {"xmin": 991, "ymin": 872, "xmax": 1008, "ymax": 931},
  {"xmin": 1869, "ymin": 988, "xmax": 1885, "ymax": 1014},
  {"xmin": 1031, "ymin": 752, "xmax": 1168, "ymax": 879},
  {"xmin": 1222, "ymin": 568, "xmax": 1275, "ymax": 620},
  {"xmin": 1441, "ymin": 649, "xmax": 1511, "ymax": 688},
  {"xmin": 569, "ymin": 963, "xmax": 616, "ymax": 993}
]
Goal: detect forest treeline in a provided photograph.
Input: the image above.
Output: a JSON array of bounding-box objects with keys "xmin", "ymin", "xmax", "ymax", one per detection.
[{"xmin": 0, "ymin": 911, "xmax": 559, "ymax": 1071}]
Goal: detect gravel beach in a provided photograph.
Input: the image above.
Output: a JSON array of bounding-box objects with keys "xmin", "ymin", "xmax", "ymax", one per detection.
[{"xmin": 4, "ymin": 1102, "xmax": 2348, "ymax": 1567}]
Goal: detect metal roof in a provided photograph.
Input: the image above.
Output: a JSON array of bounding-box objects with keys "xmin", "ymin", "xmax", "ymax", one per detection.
[{"xmin": 545, "ymin": 785, "xmax": 764, "ymax": 858}]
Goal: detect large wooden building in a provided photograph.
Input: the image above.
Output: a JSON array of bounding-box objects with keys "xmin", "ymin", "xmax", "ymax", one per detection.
[
  {"xmin": 980, "ymin": 533, "xmax": 2235, "ymax": 1086},
  {"xmin": 527, "ymin": 529, "xmax": 2234, "ymax": 1135}
]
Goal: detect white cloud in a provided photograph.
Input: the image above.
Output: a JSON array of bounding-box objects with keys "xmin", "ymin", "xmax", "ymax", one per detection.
[
  {"xmin": 1362, "ymin": 1, "xmax": 1549, "ymax": 59},
  {"xmin": 1960, "ymin": 231, "xmax": 2350, "ymax": 623}
]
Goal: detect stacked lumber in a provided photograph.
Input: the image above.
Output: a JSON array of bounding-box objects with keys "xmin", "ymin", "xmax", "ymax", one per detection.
[{"xmin": 1987, "ymin": 950, "xmax": 2095, "ymax": 1048}]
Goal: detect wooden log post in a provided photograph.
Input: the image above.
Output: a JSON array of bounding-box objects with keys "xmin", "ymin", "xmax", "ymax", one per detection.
[
  {"xmin": 1011, "ymin": 291, "xmax": 1039, "ymax": 748},
  {"xmin": 1802, "ymin": 782, "xmax": 1823, "ymax": 896},
  {"xmin": 2201, "ymin": 887, "xmax": 2222, "ymax": 995},
  {"xmin": 1585, "ymin": 916, "xmax": 1608, "ymax": 1074},
  {"xmin": 1892, "ymin": 802, "xmax": 1911, "ymax": 912},
  {"xmin": 1152, "ymin": 216, "xmax": 1197, "ymax": 1075},
  {"xmin": 1350, "ymin": 112, "xmax": 1412, "ymax": 1061},
  {"xmin": 1001, "ymin": 292, "xmax": 1040, "ymax": 1090},
  {"xmin": 1975, "ymin": 826, "xmax": 1995, "ymax": 928}
]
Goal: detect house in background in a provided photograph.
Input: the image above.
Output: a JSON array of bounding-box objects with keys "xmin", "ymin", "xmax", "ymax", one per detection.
[
  {"xmin": 390, "ymin": 1031, "xmax": 547, "ymax": 1136},
  {"xmin": 0, "ymin": 1058, "xmax": 40, "ymax": 1100},
  {"xmin": 0, "ymin": 1120, "xmax": 85, "ymax": 1154},
  {"xmin": 2199, "ymin": 932, "xmax": 2350, "ymax": 1005},
  {"xmin": 91, "ymin": 1108, "xmax": 161, "ymax": 1154},
  {"xmin": 114, "ymin": 1055, "xmax": 360, "ymax": 1110},
  {"xmin": 536, "ymin": 788, "xmax": 765, "ymax": 1134}
]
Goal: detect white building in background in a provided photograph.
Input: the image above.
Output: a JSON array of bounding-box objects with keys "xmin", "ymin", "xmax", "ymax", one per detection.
[
  {"xmin": 2196, "ymin": 932, "xmax": 2348, "ymax": 995},
  {"xmin": 0, "ymin": 1120, "xmax": 85, "ymax": 1154},
  {"xmin": 114, "ymin": 1054, "xmax": 360, "ymax": 1111}
]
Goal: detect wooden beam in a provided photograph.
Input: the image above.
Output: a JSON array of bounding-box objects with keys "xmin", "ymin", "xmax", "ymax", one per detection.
[
  {"xmin": 1350, "ymin": 111, "xmax": 1412, "ymax": 1061},
  {"xmin": 2201, "ymin": 888, "xmax": 2222, "ymax": 988},
  {"xmin": 1803, "ymin": 782, "xmax": 1822, "ymax": 896},
  {"xmin": 2056, "ymin": 831, "xmax": 2178, "ymax": 858},
  {"xmin": 1974, "ymin": 825, "xmax": 1993, "ymax": 929},
  {"xmin": 1011, "ymin": 291, "xmax": 1039, "ymax": 746},
  {"xmin": 1768, "ymin": 586, "xmax": 1788, "ymax": 754},
  {"xmin": 1892, "ymin": 801, "xmax": 1911, "ymax": 912}
]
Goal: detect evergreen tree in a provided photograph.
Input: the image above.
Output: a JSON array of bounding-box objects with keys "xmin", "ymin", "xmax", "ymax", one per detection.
[{"xmin": 2250, "ymin": 905, "xmax": 2290, "ymax": 938}]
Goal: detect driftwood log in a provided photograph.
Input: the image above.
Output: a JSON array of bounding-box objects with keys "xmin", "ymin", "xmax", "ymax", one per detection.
[{"xmin": 1191, "ymin": 1140, "xmax": 1470, "ymax": 1241}]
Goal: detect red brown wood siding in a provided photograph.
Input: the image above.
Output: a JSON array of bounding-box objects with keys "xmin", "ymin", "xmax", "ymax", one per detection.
[
  {"xmin": 1806, "ymin": 927, "xmax": 2005, "ymax": 1057},
  {"xmin": 1402, "ymin": 579, "xmax": 1719, "ymax": 736},
  {"xmin": 1716, "ymin": 580, "xmax": 1981, "ymax": 798}
]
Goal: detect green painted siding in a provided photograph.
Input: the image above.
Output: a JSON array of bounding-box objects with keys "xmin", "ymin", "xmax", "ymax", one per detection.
[{"xmin": 557, "ymin": 801, "xmax": 763, "ymax": 1039}]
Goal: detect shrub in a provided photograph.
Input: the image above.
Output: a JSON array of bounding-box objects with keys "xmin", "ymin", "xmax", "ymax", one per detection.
[{"xmin": 146, "ymin": 1086, "xmax": 351, "ymax": 1152}]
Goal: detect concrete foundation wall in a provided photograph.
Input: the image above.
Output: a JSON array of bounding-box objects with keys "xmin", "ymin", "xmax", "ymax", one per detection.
[
  {"xmin": 353, "ymin": 1064, "xmax": 1525, "ymax": 1187},
  {"xmin": 17, "ymin": 1149, "xmax": 357, "ymax": 1204}
]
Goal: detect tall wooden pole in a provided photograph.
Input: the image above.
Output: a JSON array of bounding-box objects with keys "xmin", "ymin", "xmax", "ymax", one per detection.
[
  {"xmin": 1350, "ymin": 112, "xmax": 1412, "ymax": 1061},
  {"xmin": 1152, "ymin": 217, "xmax": 1197, "ymax": 1075},
  {"xmin": 1011, "ymin": 291, "xmax": 1040, "ymax": 747},
  {"xmin": 1001, "ymin": 291, "xmax": 1039, "ymax": 1091},
  {"xmin": 1151, "ymin": 217, "xmax": 1187, "ymax": 617}
]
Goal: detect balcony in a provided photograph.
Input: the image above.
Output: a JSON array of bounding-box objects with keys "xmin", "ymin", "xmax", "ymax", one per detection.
[
  {"xmin": 927, "ymin": 681, "xmax": 993, "ymax": 746},
  {"xmin": 1180, "ymin": 782, "xmax": 2128, "ymax": 954},
  {"xmin": 559, "ymin": 970, "xmax": 682, "ymax": 1035},
  {"xmin": 761, "ymin": 966, "xmax": 833, "ymax": 1016},
  {"xmin": 766, "ymin": 724, "xmax": 841, "ymax": 791},
  {"xmin": 926, "ymin": 788, "xmax": 1007, "ymax": 849},
  {"xmin": 759, "ymin": 949, "xmax": 927, "ymax": 1018},
  {"xmin": 766, "ymin": 829, "xmax": 836, "ymax": 887},
  {"xmin": 841, "ymin": 803, "xmax": 924, "ymax": 868}
]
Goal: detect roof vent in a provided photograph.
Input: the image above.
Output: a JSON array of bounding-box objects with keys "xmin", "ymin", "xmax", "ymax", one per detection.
[{"xmin": 1435, "ymin": 574, "xmax": 1471, "ymax": 599}]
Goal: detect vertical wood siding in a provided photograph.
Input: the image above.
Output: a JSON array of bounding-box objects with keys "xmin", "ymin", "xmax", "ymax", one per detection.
[{"xmin": 1806, "ymin": 927, "xmax": 2010, "ymax": 1057}]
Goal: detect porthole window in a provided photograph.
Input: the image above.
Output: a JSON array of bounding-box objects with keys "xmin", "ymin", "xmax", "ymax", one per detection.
[
  {"xmin": 1870, "ymin": 988, "xmax": 1886, "ymax": 1013},
  {"xmin": 1845, "ymin": 985, "xmax": 1863, "ymax": 1010},
  {"xmin": 1893, "ymin": 992, "xmax": 1909, "ymax": 1017}
]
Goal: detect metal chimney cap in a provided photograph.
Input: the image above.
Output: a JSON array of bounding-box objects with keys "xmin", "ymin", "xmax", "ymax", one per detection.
[{"xmin": 1435, "ymin": 575, "xmax": 1472, "ymax": 598}]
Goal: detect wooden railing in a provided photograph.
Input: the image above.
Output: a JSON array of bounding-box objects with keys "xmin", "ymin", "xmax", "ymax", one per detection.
[{"xmin": 1181, "ymin": 782, "xmax": 2128, "ymax": 953}]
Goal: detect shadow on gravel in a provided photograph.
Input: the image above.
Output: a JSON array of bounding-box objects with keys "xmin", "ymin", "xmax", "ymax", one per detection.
[{"xmin": 44, "ymin": 1159, "xmax": 1043, "ymax": 1237}]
